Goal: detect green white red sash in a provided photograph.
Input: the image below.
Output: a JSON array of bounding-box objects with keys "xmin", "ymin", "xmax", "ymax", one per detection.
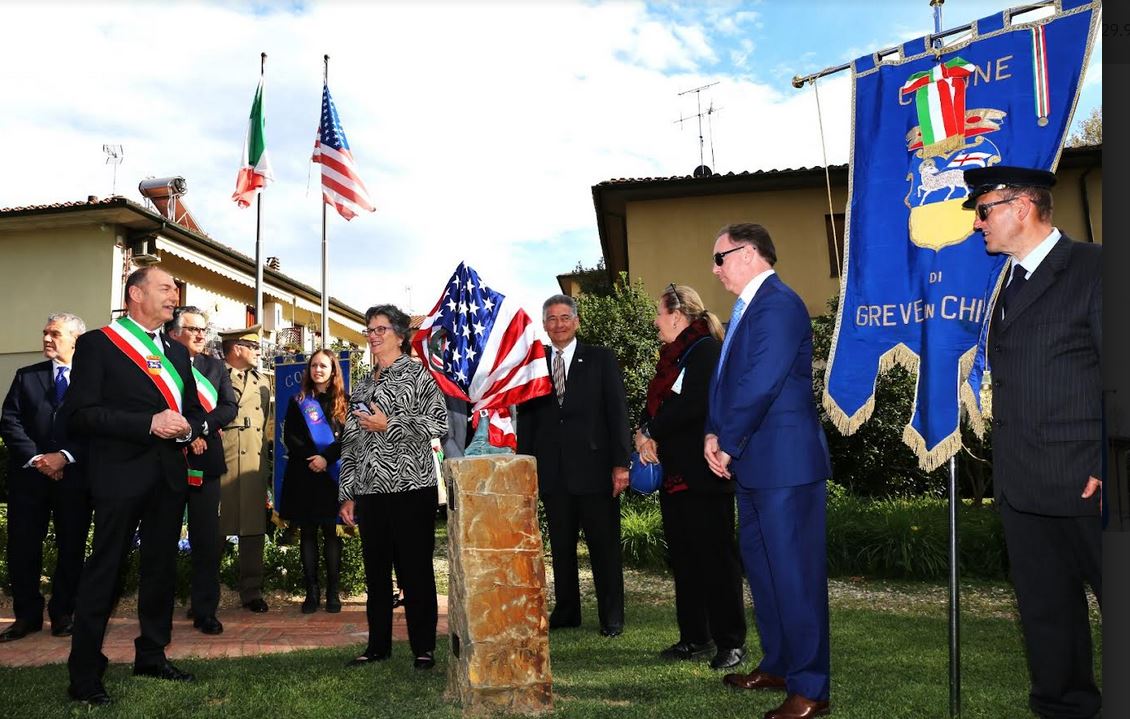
[
  {"xmin": 192, "ymin": 366, "xmax": 218, "ymax": 413},
  {"xmin": 100, "ymin": 316, "xmax": 185, "ymax": 413}
]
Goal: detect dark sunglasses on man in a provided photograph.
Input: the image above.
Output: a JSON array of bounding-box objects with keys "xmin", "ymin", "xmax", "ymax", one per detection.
[{"xmin": 713, "ymin": 246, "xmax": 744, "ymax": 266}]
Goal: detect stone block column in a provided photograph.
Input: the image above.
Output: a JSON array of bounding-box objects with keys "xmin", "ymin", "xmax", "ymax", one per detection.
[{"xmin": 444, "ymin": 454, "xmax": 553, "ymax": 715}]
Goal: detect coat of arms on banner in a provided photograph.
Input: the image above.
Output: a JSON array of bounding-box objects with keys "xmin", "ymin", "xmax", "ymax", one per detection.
[{"xmin": 903, "ymin": 57, "xmax": 1006, "ymax": 251}]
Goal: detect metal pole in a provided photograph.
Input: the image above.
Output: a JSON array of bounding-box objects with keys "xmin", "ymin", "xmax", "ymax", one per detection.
[
  {"xmin": 948, "ymin": 455, "xmax": 961, "ymax": 718},
  {"xmin": 254, "ymin": 52, "xmax": 266, "ymax": 342},
  {"xmin": 928, "ymin": 2, "xmax": 962, "ymax": 713},
  {"xmin": 320, "ymin": 55, "xmax": 330, "ymax": 348},
  {"xmin": 790, "ymin": 0, "xmax": 1057, "ymax": 88}
]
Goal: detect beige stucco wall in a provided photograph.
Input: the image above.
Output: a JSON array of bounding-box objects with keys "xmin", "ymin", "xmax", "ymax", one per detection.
[
  {"xmin": 0, "ymin": 225, "xmax": 117, "ymax": 388},
  {"xmin": 625, "ymin": 189, "xmax": 847, "ymax": 318},
  {"xmin": 623, "ymin": 169, "xmax": 1100, "ymax": 319}
]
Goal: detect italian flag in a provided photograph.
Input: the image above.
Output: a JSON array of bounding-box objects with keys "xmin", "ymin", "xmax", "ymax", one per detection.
[{"xmin": 232, "ymin": 78, "xmax": 273, "ymax": 208}]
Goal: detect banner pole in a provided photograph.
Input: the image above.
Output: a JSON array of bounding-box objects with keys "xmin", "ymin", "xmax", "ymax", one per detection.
[{"xmin": 254, "ymin": 51, "xmax": 266, "ymax": 354}]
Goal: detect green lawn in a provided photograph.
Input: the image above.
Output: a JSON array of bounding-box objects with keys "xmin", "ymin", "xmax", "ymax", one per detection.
[{"xmin": 0, "ymin": 583, "xmax": 1100, "ymax": 718}]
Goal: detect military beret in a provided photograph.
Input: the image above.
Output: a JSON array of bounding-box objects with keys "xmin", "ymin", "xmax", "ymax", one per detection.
[{"xmin": 962, "ymin": 165, "xmax": 1056, "ymax": 209}]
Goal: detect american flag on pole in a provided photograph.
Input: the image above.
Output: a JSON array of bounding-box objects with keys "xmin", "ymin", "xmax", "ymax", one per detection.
[
  {"xmin": 312, "ymin": 83, "xmax": 375, "ymax": 221},
  {"xmin": 411, "ymin": 262, "xmax": 552, "ymax": 448}
]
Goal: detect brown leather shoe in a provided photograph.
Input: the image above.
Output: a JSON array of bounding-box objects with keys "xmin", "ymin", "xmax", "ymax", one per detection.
[
  {"xmin": 722, "ymin": 669, "xmax": 786, "ymax": 690},
  {"xmin": 763, "ymin": 693, "xmax": 830, "ymax": 719}
]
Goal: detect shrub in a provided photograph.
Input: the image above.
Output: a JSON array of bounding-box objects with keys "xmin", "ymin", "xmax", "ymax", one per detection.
[
  {"xmin": 619, "ymin": 496, "xmax": 668, "ymax": 570},
  {"xmin": 826, "ymin": 494, "xmax": 1007, "ymax": 580}
]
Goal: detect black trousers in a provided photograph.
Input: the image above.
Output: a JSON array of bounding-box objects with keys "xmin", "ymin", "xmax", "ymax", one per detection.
[
  {"xmin": 355, "ymin": 487, "xmax": 438, "ymax": 657},
  {"xmin": 542, "ymin": 491, "xmax": 624, "ymax": 631},
  {"xmin": 68, "ymin": 479, "xmax": 186, "ymax": 692},
  {"xmin": 660, "ymin": 490, "xmax": 746, "ymax": 650},
  {"xmin": 1000, "ymin": 498, "xmax": 1102, "ymax": 719},
  {"xmin": 185, "ymin": 476, "xmax": 221, "ymax": 618},
  {"xmin": 5, "ymin": 471, "xmax": 91, "ymax": 625}
]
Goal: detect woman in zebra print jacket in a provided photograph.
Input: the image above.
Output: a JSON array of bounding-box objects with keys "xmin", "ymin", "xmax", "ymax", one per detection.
[{"xmin": 338, "ymin": 304, "xmax": 448, "ymax": 671}]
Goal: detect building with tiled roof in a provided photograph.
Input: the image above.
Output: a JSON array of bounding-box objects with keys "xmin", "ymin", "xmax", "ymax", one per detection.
[
  {"xmin": 586, "ymin": 145, "xmax": 1101, "ymax": 317},
  {"xmin": 0, "ymin": 188, "xmax": 366, "ymax": 385}
]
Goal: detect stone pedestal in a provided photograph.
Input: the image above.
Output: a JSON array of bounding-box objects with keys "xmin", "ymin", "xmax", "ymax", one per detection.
[{"xmin": 444, "ymin": 455, "xmax": 553, "ymax": 715}]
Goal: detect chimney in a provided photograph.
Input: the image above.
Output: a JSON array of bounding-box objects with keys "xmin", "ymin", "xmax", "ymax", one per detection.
[{"xmin": 266, "ymin": 256, "xmax": 281, "ymax": 271}]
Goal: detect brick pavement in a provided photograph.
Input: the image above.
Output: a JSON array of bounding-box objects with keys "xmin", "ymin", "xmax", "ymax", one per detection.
[{"xmin": 0, "ymin": 596, "xmax": 448, "ymax": 668}]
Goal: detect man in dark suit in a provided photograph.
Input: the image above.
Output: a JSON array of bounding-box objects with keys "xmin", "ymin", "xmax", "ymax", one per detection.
[
  {"xmin": 0, "ymin": 313, "xmax": 91, "ymax": 642},
  {"xmin": 705, "ymin": 224, "xmax": 832, "ymax": 719},
  {"xmin": 65, "ymin": 266, "xmax": 206, "ymax": 706},
  {"xmin": 167, "ymin": 306, "xmax": 238, "ymax": 636},
  {"xmin": 517, "ymin": 294, "xmax": 631, "ymax": 637},
  {"xmin": 964, "ymin": 165, "xmax": 1102, "ymax": 719}
]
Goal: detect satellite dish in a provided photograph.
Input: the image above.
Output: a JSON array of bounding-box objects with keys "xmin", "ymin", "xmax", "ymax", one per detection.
[{"xmin": 693, "ymin": 165, "xmax": 712, "ymax": 178}]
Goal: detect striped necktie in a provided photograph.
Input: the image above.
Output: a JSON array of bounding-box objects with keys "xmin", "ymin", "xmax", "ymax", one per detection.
[
  {"xmin": 552, "ymin": 349, "xmax": 566, "ymax": 406},
  {"xmin": 717, "ymin": 297, "xmax": 746, "ymax": 376}
]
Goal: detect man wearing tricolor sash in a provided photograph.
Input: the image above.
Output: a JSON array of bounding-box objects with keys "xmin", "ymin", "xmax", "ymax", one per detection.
[
  {"xmin": 168, "ymin": 307, "xmax": 238, "ymax": 636},
  {"xmin": 65, "ymin": 267, "xmax": 206, "ymax": 706}
]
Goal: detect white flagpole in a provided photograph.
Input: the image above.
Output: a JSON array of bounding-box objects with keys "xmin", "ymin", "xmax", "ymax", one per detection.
[{"xmin": 320, "ymin": 54, "xmax": 330, "ymax": 347}]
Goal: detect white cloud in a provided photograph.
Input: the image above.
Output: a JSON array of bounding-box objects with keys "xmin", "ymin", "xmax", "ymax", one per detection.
[{"xmin": 0, "ymin": 0, "xmax": 1098, "ymax": 330}]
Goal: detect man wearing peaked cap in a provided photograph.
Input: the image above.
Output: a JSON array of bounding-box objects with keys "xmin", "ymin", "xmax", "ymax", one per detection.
[
  {"xmin": 965, "ymin": 164, "xmax": 1102, "ymax": 718},
  {"xmin": 217, "ymin": 324, "xmax": 272, "ymax": 613},
  {"xmin": 961, "ymin": 165, "xmax": 1057, "ymax": 209}
]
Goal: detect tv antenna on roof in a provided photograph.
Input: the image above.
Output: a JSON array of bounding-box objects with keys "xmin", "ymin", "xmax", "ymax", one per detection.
[
  {"xmin": 675, "ymin": 82, "xmax": 722, "ymax": 176},
  {"xmin": 103, "ymin": 144, "xmax": 124, "ymax": 195}
]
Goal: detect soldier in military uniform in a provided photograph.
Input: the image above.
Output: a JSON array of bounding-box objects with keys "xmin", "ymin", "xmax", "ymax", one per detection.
[{"xmin": 218, "ymin": 325, "xmax": 272, "ymax": 612}]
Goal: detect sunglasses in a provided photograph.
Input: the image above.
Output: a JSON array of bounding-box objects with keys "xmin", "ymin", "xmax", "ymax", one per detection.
[
  {"xmin": 713, "ymin": 246, "xmax": 744, "ymax": 266},
  {"xmin": 665, "ymin": 282, "xmax": 680, "ymax": 309},
  {"xmin": 975, "ymin": 197, "xmax": 1019, "ymax": 221}
]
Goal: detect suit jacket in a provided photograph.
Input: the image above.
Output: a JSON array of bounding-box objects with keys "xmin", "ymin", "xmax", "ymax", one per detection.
[
  {"xmin": 220, "ymin": 364, "xmax": 270, "ymax": 535},
  {"xmin": 186, "ymin": 354, "xmax": 238, "ymax": 477},
  {"xmin": 66, "ymin": 326, "xmax": 205, "ymax": 499},
  {"xmin": 517, "ymin": 342, "xmax": 631, "ymax": 495},
  {"xmin": 706, "ymin": 273, "xmax": 831, "ymax": 489},
  {"xmin": 988, "ymin": 234, "xmax": 1102, "ymax": 516},
  {"xmin": 1, "ymin": 360, "xmax": 85, "ymax": 489},
  {"xmin": 644, "ymin": 336, "xmax": 733, "ymax": 493}
]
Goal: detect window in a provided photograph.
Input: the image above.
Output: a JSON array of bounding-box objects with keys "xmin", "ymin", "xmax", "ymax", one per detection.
[{"xmin": 825, "ymin": 213, "xmax": 845, "ymax": 277}]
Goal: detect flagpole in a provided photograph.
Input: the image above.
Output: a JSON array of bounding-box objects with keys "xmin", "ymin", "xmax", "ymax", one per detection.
[
  {"xmin": 255, "ymin": 52, "xmax": 266, "ymax": 348},
  {"xmin": 320, "ymin": 54, "xmax": 330, "ymax": 347},
  {"xmin": 927, "ymin": 2, "xmax": 963, "ymax": 715}
]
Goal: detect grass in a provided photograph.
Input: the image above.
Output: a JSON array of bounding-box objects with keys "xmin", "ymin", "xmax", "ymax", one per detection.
[{"xmin": 0, "ymin": 578, "xmax": 1101, "ymax": 719}]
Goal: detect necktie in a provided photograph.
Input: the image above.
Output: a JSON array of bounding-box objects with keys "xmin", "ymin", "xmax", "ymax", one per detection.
[
  {"xmin": 1001, "ymin": 263, "xmax": 1027, "ymax": 318},
  {"xmin": 54, "ymin": 366, "xmax": 68, "ymax": 404},
  {"xmin": 146, "ymin": 331, "xmax": 157, "ymax": 342},
  {"xmin": 718, "ymin": 297, "xmax": 746, "ymax": 376},
  {"xmin": 552, "ymin": 349, "xmax": 566, "ymax": 405}
]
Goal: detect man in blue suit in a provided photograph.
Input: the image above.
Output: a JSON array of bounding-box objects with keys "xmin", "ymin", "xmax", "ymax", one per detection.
[
  {"xmin": 1, "ymin": 313, "xmax": 91, "ymax": 642},
  {"xmin": 705, "ymin": 223, "xmax": 832, "ymax": 719}
]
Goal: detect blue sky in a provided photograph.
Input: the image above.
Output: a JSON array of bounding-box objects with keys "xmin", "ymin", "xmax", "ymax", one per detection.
[{"xmin": 0, "ymin": 1, "xmax": 1100, "ymax": 326}]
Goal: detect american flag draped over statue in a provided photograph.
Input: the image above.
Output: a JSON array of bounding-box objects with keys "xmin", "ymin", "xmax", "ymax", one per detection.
[{"xmin": 412, "ymin": 262, "xmax": 551, "ymax": 448}]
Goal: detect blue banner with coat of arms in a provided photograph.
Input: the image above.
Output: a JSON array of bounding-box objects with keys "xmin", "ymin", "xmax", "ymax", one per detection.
[{"xmin": 823, "ymin": 0, "xmax": 1099, "ymax": 470}]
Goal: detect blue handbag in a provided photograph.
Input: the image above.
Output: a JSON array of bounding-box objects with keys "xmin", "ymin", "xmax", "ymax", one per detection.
[{"xmin": 628, "ymin": 451, "xmax": 663, "ymax": 494}]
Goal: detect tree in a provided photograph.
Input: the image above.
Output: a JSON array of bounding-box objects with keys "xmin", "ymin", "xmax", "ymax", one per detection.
[
  {"xmin": 575, "ymin": 271, "xmax": 661, "ymax": 425},
  {"xmin": 569, "ymin": 257, "xmax": 614, "ymax": 296},
  {"xmin": 1067, "ymin": 107, "xmax": 1101, "ymax": 147}
]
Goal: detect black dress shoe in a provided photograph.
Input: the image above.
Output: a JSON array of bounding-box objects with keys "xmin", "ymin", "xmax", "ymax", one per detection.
[
  {"xmin": 710, "ymin": 646, "xmax": 747, "ymax": 669},
  {"xmin": 0, "ymin": 619, "xmax": 42, "ymax": 642},
  {"xmin": 193, "ymin": 616, "xmax": 224, "ymax": 635},
  {"xmin": 413, "ymin": 651, "xmax": 436, "ymax": 670},
  {"xmin": 548, "ymin": 612, "xmax": 581, "ymax": 630},
  {"xmin": 242, "ymin": 598, "xmax": 269, "ymax": 613},
  {"xmin": 133, "ymin": 660, "xmax": 195, "ymax": 682},
  {"xmin": 51, "ymin": 617, "xmax": 74, "ymax": 637},
  {"xmin": 346, "ymin": 650, "xmax": 391, "ymax": 667},
  {"xmin": 599, "ymin": 626, "xmax": 623, "ymax": 638},
  {"xmin": 659, "ymin": 640, "xmax": 715, "ymax": 660},
  {"xmin": 68, "ymin": 685, "xmax": 112, "ymax": 705}
]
